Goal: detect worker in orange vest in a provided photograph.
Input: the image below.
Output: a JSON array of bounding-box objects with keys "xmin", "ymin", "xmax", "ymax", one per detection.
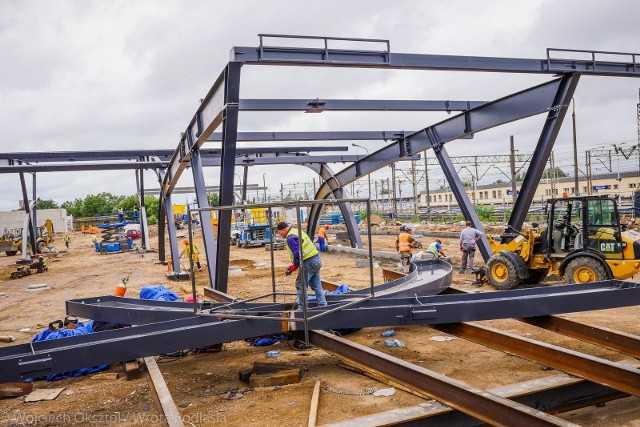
[
  {"xmin": 316, "ymin": 225, "xmax": 330, "ymax": 252},
  {"xmin": 395, "ymin": 225, "xmax": 417, "ymax": 273}
]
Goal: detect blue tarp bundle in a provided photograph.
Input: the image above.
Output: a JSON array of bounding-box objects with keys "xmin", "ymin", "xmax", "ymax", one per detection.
[
  {"xmin": 30, "ymin": 320, "xmax": 109, "ymax": 381},
  {"xmin": 140, "ymin": 285, "xmax": 179, "ymax": 301}
]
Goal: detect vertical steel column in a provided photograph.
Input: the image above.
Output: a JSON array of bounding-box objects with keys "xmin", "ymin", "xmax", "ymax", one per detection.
[
  {"xmin": 508, "ymin": 74, "xmax": 580, "ymax": 230},
  {"xmin": 242, "ymin": 165, "xmax": 249, "ymax": 203},
  {"xmin": 31, "ymin": 173, "xmax": 37, "ymax": 238},
  {"xmin": 135, "ymin": 168, "xmax": 147, "ymax": 250},
  {"xmin": 188, "ymin": 135, "xmax": 217, "ymax": 288},
  {"xmin": 164, "ymin": 195, "xmax": 180, "ymax": 272},
  {"xmin": 215, "ymin": 62, "xmax": 242, "ymax": 293},
  {"xmin": 430, "ymin": 140, "xmax": 492, "ymax": 261},
  {"xmin": 156, "ymin": 170, "xmax": 180, "ymax": 270},
  {"xmin": 18, "ymin": 172, "xmax": 36, "ymax": 252}
]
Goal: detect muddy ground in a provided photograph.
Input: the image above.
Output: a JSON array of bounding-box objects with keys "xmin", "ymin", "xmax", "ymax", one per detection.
[{"xmin": 0, "ymin": 226, "xmax": 638, "ymax": 426}]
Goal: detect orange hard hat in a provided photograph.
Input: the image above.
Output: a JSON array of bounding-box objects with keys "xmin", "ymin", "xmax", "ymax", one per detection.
[{"xmin": 183, "ymin": 239, "xmax": 189, "ymax": 245}]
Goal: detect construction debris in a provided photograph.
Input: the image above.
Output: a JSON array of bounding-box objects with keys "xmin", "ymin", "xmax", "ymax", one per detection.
[{"xmin": 241, "ymin": 362, "xmax": 302, "ymax": 387}]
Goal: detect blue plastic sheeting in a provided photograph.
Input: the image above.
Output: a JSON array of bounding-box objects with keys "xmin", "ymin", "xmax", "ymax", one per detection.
[
  {"xmin": 319, "ymin": 214, "xmax": 361, "ymax": 225},
  {"xmin": 139, "ymin": 285, "xmax": 179, "ymax": 301},
  {"xmin": 249, "ymin": 334, "xmax": 289, "ymax": 346},
  {"xmin": 30, "ymin": 321, "xmax": 109, "ymax": 381}
]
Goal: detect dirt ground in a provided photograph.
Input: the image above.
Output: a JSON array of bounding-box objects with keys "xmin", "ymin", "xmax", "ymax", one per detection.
[{"xmin": 0, "ymin": 227, "xmax": 639, "ymax": 426}]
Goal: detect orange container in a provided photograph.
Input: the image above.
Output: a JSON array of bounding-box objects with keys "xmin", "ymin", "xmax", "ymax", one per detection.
[
  {"xmin": 114, "ymin": 283, "xmax": 127, "ymax": 297},
  {"xmin": 167, "ymin": 260, "xmax": 172, "ymax": 272}
]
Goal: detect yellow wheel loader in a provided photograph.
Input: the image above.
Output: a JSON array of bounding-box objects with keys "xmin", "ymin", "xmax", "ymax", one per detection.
[{"xmin": 482, "ymin": 195, "xmax": 640, "ymax": 289}]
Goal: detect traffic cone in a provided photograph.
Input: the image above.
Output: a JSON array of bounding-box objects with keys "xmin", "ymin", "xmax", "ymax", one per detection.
[
  {"xmin": 167, "ymin": 259, "xmax": 172, "ymax": 272},
  {"xmin": 114, "ymin": 275, "xmax": 128, "ymax": 297}
]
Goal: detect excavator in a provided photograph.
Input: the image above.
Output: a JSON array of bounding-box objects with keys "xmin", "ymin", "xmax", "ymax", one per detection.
[
  {"xmin": 0, "ymin": 219, "xmax": 54, "ymax": 256},
  {"xmin": 480, "ymin": 195, "xmax": 640, "ymax": 289}
]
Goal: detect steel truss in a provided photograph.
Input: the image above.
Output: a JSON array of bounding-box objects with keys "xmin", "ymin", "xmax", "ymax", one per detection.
[{"xmin": 0, "ymin": 279, "xmax": 638, "ymax": 383}]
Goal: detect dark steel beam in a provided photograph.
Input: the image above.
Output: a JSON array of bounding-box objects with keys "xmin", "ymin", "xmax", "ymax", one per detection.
[
  {"xmin": 508, "ymin": 74, "xmax": 580, "ymax": 230},
  {"xmin": 207, "ymin": 130, "xmax": 416, "ymax": 142},
  {"xmin": 214, "ymin": 62, "xmax": 242, "ymax": 293},
  {"xmin": 0, "ymin": 161, "xmax": 166, "ymax": 174},
  {"xmin": 238, "ymin": 99, "xmax": 485, "ymax": 111},
  {"xmin": 313, "ymin": 78, "xmax": 563, "ymax": 211},
  {"xmin": 309, "ymin": 330, "xmax": 573, "ymax": 426},
  {"xmin": 432, "ymin": 322, "xmax": 640, "ymax": 397},
  {"xmin": 232, "ymin": 43, "xmax": 640, "ymax": 78},
  {"xmin": 0, "ymin": 146, "xmax": 349, "ymax": 163},
  {"xmin": 332, "ymin": 373, "xmax": 627, "ymax": 427},
  {"xmin": 518, "ymin": 315, "xmax": 640, "ymax": 359}
]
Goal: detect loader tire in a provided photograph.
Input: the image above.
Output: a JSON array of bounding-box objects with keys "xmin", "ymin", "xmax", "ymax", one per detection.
[
  {"xmin": 5, "ymin": 251, "xmax": 17, "ymax": 256},
  {"xmin": 565, "ymin": 257, "xmax": 609, "ymax": 284},
  {"xmin": 100, "ymin": 248, "xmax": 108, "ymax": 255},
  {"xmin": 486, "ymin": 254, "xmax": 521, "ymax": 290}
]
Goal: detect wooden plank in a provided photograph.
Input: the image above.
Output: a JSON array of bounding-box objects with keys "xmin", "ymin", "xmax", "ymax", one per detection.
[
  {"xmin": 91, "ymin": 372, "xmax": 119, "ymax": 380},
  {"xmin": 249, "ymin": 369, "xmax": 301, "ymax": 387},
  {"xmin": 339, "ymin": 360, "xmax": 432, "ymax": 400},
  {"xmin": 144, "ymin": 356, "xmax": 184, "ymax": 427},
  {"xmin": 308, "ymin": 380, "xmax": 321, "ymax": 427},
  {"xmin": 24, "ymin": 387, "xmax": 65, "ymax": 402},
  {"xmin": 0, "ymin": 381, "xmax": 33, "ymax": 397},
  {"xmin": 321, "ymin": 280, "xmax": 340, "ymax": 291}
]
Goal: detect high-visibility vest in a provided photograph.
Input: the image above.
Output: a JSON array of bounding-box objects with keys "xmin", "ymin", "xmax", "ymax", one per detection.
[
  {"xmin": 184, "ymin": 244, "xmax": 199, "ymax": 257},
  {"xmin": 317, "ymin": 227, "xmax": 327, "ymax": 239},
  {"xmin": 398, "ymin": 232, "xmax": 412, "ymax": 252},
  {"xmin": 286, "ymin": 228, "xmax": 319, "ymax": 262},
  {"xmin": 39, "ymin": 256, "xmax": 47, "ymax": 268},
  {"xmin": 427, "ymin": 241, "xmax": 440, "ymax": 256}
]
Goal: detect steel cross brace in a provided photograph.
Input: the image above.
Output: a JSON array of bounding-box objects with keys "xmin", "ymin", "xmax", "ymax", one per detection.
[{"xmin": 308, "ymin": 78, "xmax": 563, "ymax": 232}]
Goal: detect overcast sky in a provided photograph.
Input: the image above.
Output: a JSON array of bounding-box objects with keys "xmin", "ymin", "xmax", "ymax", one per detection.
[{"xmin": 1, "ymin": 0, "xmax": 640, "ymax": 211}]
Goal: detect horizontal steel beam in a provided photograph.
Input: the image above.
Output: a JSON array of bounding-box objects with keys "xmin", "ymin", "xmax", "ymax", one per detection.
[
  {"xmin": 0, "ymin": 146, "xmax": 349, "ymax": 163},
  {"xmin": 0, "ymin": 154, "xmax": 369, "ymax": 173},
  {"xmin": 518, "ymin": 315, "xmax": 640, "ymax": 359},
  {"xmin": 207, "ymin": 130, "xmax": 417, "ymax": 142},
  {"xmin": 0, "ymin": 161, "xmax": 166, "ymax": 173},
  {"xmin": 238, "ymin": 99, "xmax": 485, "ymax": 111},
  {"xmin": 232, "ymin": 44, "xmax": 640, "ymax": 77}
]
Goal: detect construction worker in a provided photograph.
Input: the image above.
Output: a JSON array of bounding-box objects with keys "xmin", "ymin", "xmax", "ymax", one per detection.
[
  {"xmin": 91, "ymin": 234, "xmax": 99, "ymax": 252},
  {"xmin": 316, "ymin": 225, "xmax": 330, "ymax": 252},
  {"xmin": 32, "ymin": 253, "xmax": 47, "ymax": 272},
  {"xmin": 459, "ymin": 221, "xmax": 485, "ymax": 274},
  {"xmin": 425, "ymin": 239, "xmax": 452, "ymax": 263},
  {"xmin": 396, "ymin": 225, "xmax": 417, "ymax": 273},
  {"xmin": 64, "ymin": 234, "xmax": 70, "ymax": 249},
  {"xmin": 179, "ymin": 239, "xmax": 202, "ymax": 270},
  {"xmin": 276, "ymin": 221, "xmax": 327, "ymax": 308}
]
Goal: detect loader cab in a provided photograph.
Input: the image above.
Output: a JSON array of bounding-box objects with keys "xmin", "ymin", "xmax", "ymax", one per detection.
[{"xmin": 547, "ymin": 196, "xmax": 623, "ymax": 260}]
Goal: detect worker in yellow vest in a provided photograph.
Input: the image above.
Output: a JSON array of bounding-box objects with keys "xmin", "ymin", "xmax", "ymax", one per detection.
[
  {"xmin": 276, "ymin": 222, "xmax": 327, "ymax": 307},
  {"xmin": 179, "ymin": 239, "xmax": 202, "ymax": 271}
]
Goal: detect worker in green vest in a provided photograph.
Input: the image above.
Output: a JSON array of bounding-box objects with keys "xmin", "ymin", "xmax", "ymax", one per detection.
[
  {"xmin": 276, "ymin": 221, "xmax": 327, "ymax": 308},
  {"xmin": 425, "ymin": 239, "xmax": 452, "ymax": 263}
]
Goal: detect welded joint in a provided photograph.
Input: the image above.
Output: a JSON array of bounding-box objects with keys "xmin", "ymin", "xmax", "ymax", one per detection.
[
  {"xmin": 195, "ymin": 110, "xmax": 204, "ymax": 138},
  {"xmin": 179, "ymin": 135, "xmax": 186, "ymax": 163},
  {"xmin": 425, "ymin": 127, "xmax": 443, "ymax": 153}
]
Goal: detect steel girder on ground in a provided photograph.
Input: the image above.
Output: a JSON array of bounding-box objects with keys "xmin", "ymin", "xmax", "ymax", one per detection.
[{"xmin": 0, "ymin": 280, "xmax": 638, "ymax": 383}]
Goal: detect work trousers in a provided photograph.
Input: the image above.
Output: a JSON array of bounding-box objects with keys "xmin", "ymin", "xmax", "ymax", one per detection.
[
  {"xmin": 400, "ymin": 251, "xmax": 412, "ymax": 274},
  {"xmin": 296, "ymin": 255, "xmax": 326, "ymax": 307},
  {"xmin": 460, "ymin": 243, "xmax": 476, "ymax": 273},
  {"xmin": 318, "ymin": 237, "xmax": 326, "ymax": 252}
]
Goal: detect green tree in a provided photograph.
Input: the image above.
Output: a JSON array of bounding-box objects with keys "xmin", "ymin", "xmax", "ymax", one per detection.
[
  {"xmin": 61, "ymin": 198, "xmax": 84, "ymax": 217},
  {"xmin": 516, "ymin": 167, "xmax": 567, "ymax": 181},
  {"xmin": 35, "ymin": 199, "xmax": 59, "ymax": 209},
  {"xmin": 207, "ymin": 192, "xmax": 220, "ymax": 206}
]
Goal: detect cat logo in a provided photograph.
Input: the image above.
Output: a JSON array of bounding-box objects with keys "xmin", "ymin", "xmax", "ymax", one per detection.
[{"xmin": 600, "ymin": 242, "xmax": 616, "ymax": 252}]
